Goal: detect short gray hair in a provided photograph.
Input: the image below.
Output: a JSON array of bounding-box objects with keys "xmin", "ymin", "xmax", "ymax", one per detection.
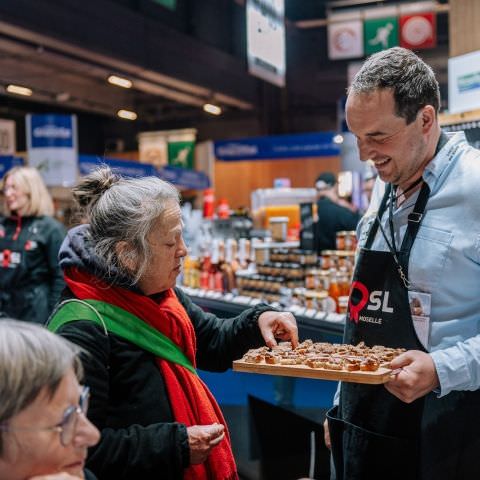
[
  {"xmin": 72, "ymin": 167, "xmax": 180, "ymax": 283},
  {"xmin": 349, "ymin": 47, "xmax": 440, "ymax": 124},
  {"xmin": 0, "ymin": 320, "xmax": 83, "ymax": 455}
]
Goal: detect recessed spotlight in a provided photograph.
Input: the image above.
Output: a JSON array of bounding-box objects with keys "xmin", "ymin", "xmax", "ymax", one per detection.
[
  {"xmin": 203, "ymin": 103, "xmax": 222, "ymax": 115},
  {"xmin": 117, "ymin": 109, "xmax": 137, "ymax": 120},
  {"xmin": 6, "ymin": 84, "xmax": 33, "ymax": 96},
  {"xmin": 108, "ymin": 75, "xmax": 133, "ymax": 89}
]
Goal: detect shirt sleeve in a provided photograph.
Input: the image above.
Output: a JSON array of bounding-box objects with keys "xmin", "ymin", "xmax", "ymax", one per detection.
[
  {"xmin": 430, "ymin": 334, "xmax": 480, "ymax": 397},
  {"xmin": 174, "ymin": 287, "xmax": 273, "ymax": 371}
]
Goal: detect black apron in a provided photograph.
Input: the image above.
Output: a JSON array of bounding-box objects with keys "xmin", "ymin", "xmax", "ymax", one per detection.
[{"xmin": 327, "ymin": 181, "xmax": 480, "ymax": 480}]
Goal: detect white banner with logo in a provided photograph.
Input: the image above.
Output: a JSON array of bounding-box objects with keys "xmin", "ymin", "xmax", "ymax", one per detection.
[
  {"xmin": 328, "ymin": 12, "xmax": 364, "ymax": 60},
  {"xmin": 0, "ymin": 119, "xmax": 16, "ymax": 155},
  {"xmin": 138, "ymin": 128, "xmax": 196, "ymax": 169},
  {"xmin": 247, "ymin": 0, "xmax": 286, "ymax": 87},
  {"xmin": 26, "ymin": 114, "xmax": 78, "ymax": 186}
]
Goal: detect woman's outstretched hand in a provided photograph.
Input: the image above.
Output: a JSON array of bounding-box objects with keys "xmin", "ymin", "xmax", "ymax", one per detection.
[{"xmin": 258, "ymin": 311, "xmax": 299, "ymax": 349}]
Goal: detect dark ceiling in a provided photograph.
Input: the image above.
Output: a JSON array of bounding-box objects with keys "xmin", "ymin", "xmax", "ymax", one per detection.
[{"xmin": 0, "ymin": 0, "xmax": 450, "ymax": 154}]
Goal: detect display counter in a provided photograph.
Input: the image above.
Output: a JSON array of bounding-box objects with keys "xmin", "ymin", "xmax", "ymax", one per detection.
[{"xmin": 181, "ymin": 286, "xmax": 345, "ymax": 340}]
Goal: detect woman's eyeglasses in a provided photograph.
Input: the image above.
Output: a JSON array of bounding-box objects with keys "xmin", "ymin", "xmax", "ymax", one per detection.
[{"xmin": 0, "ymin": 385, "xmax": 90, "ymax": 446}]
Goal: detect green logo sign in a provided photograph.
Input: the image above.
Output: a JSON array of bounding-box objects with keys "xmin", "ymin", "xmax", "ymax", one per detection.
[
  {"xmin": 151, "ymin": 0, "xmax": 176, "ymax": 10},
  {"xmin": 168, "ymin": 141, "xmax": 194, "ymax": 169},
  {"xmin": 364, "ymin": 17, "xmax": 398, "ymax": 55}
]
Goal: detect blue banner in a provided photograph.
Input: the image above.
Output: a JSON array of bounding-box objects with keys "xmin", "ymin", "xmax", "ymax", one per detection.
[
  {"xmin": 214, "ymin": 132, "xmax": 340, "ymax": 161},
  {"xmin": 29, "ymin": 114, "xmax": 74, "ymax": 148},
  {"xmin": 78, "ymin": 155, "xmax": 157, "ymax": 178},
  {"xmin": 0, "ymin": 156, "xmax": 24, "ymax": 178},
  {"xmin": 157, "ymin": 165, "xmax": 210, "ymax": 190},
  {"xmin": 78, "ymin": 156, "xmax": 210, "ymax": 190}
]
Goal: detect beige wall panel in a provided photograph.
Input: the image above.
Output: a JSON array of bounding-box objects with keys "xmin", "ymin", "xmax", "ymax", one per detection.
[
  {"xmin": 214, "ymin": 156, "xmax": 340, "ymax": 209},
  {"xmin": 450, "ymin": 0, "xmax": 480, "ymax": 56}
]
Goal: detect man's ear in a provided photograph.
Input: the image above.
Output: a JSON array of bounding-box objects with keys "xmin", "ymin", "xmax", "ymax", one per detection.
[
  {"xmin": 115, "ymin": 241, "xmax": 137, "ymax": 272},
  {"xmin": 421, "ymin": 105, "xmax": 436, "ymax": 133}
]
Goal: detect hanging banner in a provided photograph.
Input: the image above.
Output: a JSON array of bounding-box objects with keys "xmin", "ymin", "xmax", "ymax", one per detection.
[
  {"xmin": 167, "ymin": 139, "xmax": 195, "ymax": 169},
  {"xmin": 138, "ymin": 131, "xmax": 168, "ymax": 167},
  {"xmin": 399, "ymin": 1, "xmax": 436, "ymax": 49},
  {"xmin": 78, "ymin": 155, "xmax": 158, "ymax": 178},
  {"xmin": 448, "ymin": 50, "xmax": 480, "ymax": 114},
  {"xmin": 0, "ymin": 156, "xmax": 24, "ymax": 178},
  {"xmin": 26, "ymin": 114, "xmax": 78, "ymax": 187},
  {"xmin": 0, "ymin": 119, "xmax": 16, "ymax": 155},
  {"xmin": 138, "ymin": 128, "xmax": 196, "ymax": 169},
  {"xmin": 157, "ymin": 165, "xmax": 210, "ymax": 190},
  {"xmin": 400, "ymin": 11, "xmax": 436, "ymax": 50},
  {"xmin": 364, "ymin": 6, "xmax": 399, "ymax": 55},
  {"xmin": 214, "ymin": 132, "xmax": 340, "ymax": 161},
  {"xmin": 328, "ymin": 12, "xmax": 363, "ymax": 60},
  {"xmin": 247, "ymin": 0, "xmax": 286, "ymax": 87}
]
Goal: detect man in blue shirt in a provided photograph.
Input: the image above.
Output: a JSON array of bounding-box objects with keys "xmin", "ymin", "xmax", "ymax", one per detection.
[{"xmin": 325, "ymin": 47, "xmax": 480, "ymax": 480}]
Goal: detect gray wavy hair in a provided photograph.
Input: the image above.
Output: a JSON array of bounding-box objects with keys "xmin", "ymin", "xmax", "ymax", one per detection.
[
  {"xmin": 72, "ymin": 167, "xmax": 180, "ymax": 283},
  {"xmin": 349, "ymin": 47, "xmax": 440, "ymax": 124},
  {"xmin": 0, "ymin": 320, "xmax": 83, "ymax": 456}
]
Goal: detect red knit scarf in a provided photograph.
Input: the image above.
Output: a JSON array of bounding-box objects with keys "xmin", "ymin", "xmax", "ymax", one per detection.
[{"xmin": 64, "ymin": 267, "xmax": 238, "ymax": 480}]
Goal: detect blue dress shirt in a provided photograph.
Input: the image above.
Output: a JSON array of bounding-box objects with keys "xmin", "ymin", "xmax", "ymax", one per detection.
[{"xmin": 358, "ymin": 132, "xmax": 480, "ymax": 397}]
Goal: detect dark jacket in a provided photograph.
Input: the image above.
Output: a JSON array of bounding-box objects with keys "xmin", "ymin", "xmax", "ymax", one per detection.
[
  {"xmin": 52, "ymin": 225, "xmax": 271, "ymax": 480},
  {"xmin": 0, "ymin": 215, "xmax": 65, "ymax": 323},
  {"xmin": 314, "ymin": 197, "xmax": 360, "ymax": 252},
  {"xmin": 84, "ymin": 469, "xmax": 97, "ymax": 480}
]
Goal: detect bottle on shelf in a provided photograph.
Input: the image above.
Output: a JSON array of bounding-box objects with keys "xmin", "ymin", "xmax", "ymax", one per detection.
[{"xmin": 328, "ymin": 268, "xmax": 341, "ymax": 313}]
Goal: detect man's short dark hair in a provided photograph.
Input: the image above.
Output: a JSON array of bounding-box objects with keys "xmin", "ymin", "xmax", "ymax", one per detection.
[
  {"xmin": 348, "ymin": 47, "xmax": 440, "ymax": 124},
  {"xmin": 315, "ymin": 172, "xmax": 336, "ymax": 190}
]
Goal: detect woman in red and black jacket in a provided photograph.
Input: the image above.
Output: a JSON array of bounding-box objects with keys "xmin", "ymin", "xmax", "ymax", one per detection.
[{"xmin": 0, "ymin": 167, "xmax": 65, "ymax": 324}]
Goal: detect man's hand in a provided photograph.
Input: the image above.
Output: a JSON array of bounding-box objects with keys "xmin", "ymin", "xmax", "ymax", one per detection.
[
  {"xmin": 385, "ymin": 350, "xmax": 439, "ymax": 403},
  {"xmin": 187, "ymin": 423, "xmax": 225, "ymax": 465},
  {"xmin": 257, "ymin": 311, "xmax": 299, "ymax": 349}
]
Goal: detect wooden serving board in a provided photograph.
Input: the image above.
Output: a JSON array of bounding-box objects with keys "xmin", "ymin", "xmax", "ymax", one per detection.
[{"xmin": 233, "ymin": 359, "xmax": 393, "ymax": 385}]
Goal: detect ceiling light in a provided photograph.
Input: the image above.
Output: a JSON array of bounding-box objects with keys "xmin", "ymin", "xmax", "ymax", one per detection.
[
  {"xmin": 6, "ymin": 84, "xmax": 33, "ymax": 96},
  {"xmin": 117, "ymin": 109, "xmax": 137, "ymax": 120},
  {"xmin": 56, "ymin": 92, "xmax": 71, "ymax": 102},
  {"xmin": 203, "ymin": 103, "xmax": 222, "ymax": 115},
  {"xmin": 108, "ymin": 75, "xmax": 133, "ymax": 89}
]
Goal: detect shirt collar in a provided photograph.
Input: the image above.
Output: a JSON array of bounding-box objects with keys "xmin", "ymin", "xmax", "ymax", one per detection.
[{"xmin": 423, "ymin": 131, "xmax": 466, "ymax": 192}]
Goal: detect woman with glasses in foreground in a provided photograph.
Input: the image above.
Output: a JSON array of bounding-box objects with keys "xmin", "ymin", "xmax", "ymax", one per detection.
[{"xmin": 0, "ymin": 320, "xmax": 100, "ymax": 480}]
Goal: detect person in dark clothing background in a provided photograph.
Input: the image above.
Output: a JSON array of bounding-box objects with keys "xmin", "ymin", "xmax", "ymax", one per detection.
[
  {"xmin": 0, "ymin": 167, "xmax": 65, "ymax": 324},
  {"xmin": 313, "ymin": 172, "xmax": 360, "ymax": 253}
]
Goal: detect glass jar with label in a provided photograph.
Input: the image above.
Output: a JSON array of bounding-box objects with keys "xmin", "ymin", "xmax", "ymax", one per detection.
[
  {"xmin": 338, "ymin": 295, "xmax": 349, "ymax": 314},
  {"xmin": 336, "ymin": 231, "xmax": 347, "ymax": 250},
  {"xmin": 269, "ymin": 217, "xmax": 289, "ymax": 242},
  {"xmin": 345, "ymin": 231, "xmax": 357, "ymax": 251}
]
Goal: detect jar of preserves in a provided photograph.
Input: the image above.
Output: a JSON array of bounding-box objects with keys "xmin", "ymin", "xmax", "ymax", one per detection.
[
  {"xmin": 305, "ymin": 269, "xmax": 317, "ymax": 290},
  {"xmin": 320, "ymin": 250, "xmax": 336, "ymax": 270},
  {"xmin": 254, "ymin": 245, "xmax": 270, "ymax": 265},
  {"xmin": 345, "ymin": 231, "xmax": 357, "ymax": 251},
  {"xmin": 269, "ymin": 216, "xmax": 289, "ymax": 242},
  {"xmin": 336, "ymin": 231, "xmax": 347, "ymax": 250},
  {"xmin": 338, "ymin": 295, "xmax": 349, "ymax": 314}
]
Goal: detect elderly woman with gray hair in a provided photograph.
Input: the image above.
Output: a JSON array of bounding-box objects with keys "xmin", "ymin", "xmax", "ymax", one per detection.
[
  {"xmin": 0, "ymin": 320, "xmax": 100, "ymax": 480},
  {"xmin": 48, "ymin": 167, "xmax": 298, "ymax": 480}
]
